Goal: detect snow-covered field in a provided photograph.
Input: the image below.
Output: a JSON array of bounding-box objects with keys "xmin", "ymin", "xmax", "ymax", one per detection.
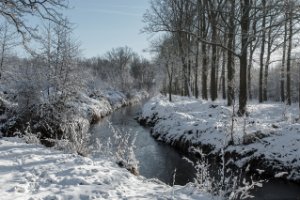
[
  {"xmin": 139, "ymin": 95, "xmax": 300, "ymax": 181},
  {"xmin": 0, "ymin": 137, "xmax": 212, "ymax": 200}
]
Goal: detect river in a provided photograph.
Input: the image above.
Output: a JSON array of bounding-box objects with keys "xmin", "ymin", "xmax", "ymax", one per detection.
[{"xmin": 90, "ymin": 101, "xmax": 300, "ymax": 200}]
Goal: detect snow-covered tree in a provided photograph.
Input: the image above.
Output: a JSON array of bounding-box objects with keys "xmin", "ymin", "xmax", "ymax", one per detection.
[{"xmin": 0, "ymin": 0, "xmax": 68, "ymax": 42}]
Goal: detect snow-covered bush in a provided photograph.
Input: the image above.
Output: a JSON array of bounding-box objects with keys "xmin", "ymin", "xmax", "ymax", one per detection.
[
  {"xmin": 59, "ymin": 117, "xmax": 90, "ymax": 156},
  {"xmin": 0, "ymin": 20, "xmax": 92, "ymax": 154},
  {"xmin": 23, "ymin": 122, "xmax": 41, "ymax": 144},
  {"xmin": 186, "ymin": 147, "xmax": 263, "ymax": 200},
  {"xmin": 106, "ymin": 121, "xmax": 139, "ymax": 175}
]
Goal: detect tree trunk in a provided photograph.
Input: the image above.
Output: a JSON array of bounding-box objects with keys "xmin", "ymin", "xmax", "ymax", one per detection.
[
  {"xmin": 248, "ymin": 1, "xmax": 257, "ymax": 101},
  {"xmin": 227, "ymin": 0, "xmax": 235, "ymax": 106},
  {"xmin": 0, "ymin": 41, "xmax": 6, "ymax": 79},
  {"xmin": 206, "ymin": 0, "xmax": 218, "ymax": 101},
  {"xmin": 248, "ymin": 42, "xmax": 253, "ymax": 101},
  {"xmin": 211, "ymin": 22, "xmax": 218, "ymax": 101},
  {"xmin": 201, "ymin": 8, "xmax": 208, "ymax": 100},
  {"xmin": 281, "ymin": 14, "xmax": 288, "ymax": 103},
  {"xmin": 195, "ymin": 40, "xmax": 199, "ymax": 98},
  {"xmin": 299, "ymin": 62, "xmax": 300, "ymax": 118},
  {"xmin": 188, "ymin": 33, "xmax": 192, "ymax": 97},
  {"xmin": 263, "ymin": 17, "xmax": 273, "ymax": 101},
  {"xmin": 221, "ymin": 49, "xmax": 226, "ymax": 99},
  {"xmin": 286, "ymin": 10, "xmax": 293, "ymax": 105},
  {"xmin": 177, "ymin": 34, "xmax": 189, "ymax": 97},
  {"xmin": 188, "ymin": 58, "xmax": 192, "ymax": 96},
  {"xmin": 238, "ymin": 0, "xmax": 250, "ymax": 116},
  {"xmin": 166, "ymin": 61, "xmax": 173, "ymax": 102},
  {"xmin": 216, "ymin": 47, "xmax": 221, "ymax": 94},
  {"xmin": 259, "ymin": 0, "xmax": 266, "ymax": 103},
  {"xmin": 195, "ymin": 0, "xmax": 201, "ymax": 99},
  {"xmin": 169, "ymin": 76, "xmax": 172, "ymax": 102},
  {"xmin": 0, "ymin": 23, "xmax": 10, "ymax": 79}
]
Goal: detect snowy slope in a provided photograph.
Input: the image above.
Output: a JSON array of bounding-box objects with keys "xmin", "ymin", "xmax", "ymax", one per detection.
[
  {"xmin": 74, "ymin": 90, "xmax": 149, "ymax": 123},
  {"xmin": 0, "ymin": 137, "xmax": 211, "ymax": 200},
  {"xmin": 139, "ymin": 95, "xmax": 300, "ymax": 181}
]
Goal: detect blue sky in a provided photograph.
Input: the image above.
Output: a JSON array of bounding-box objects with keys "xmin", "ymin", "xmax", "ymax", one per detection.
[{"xmin": 65, "ymin": 0, "xmax": 151, "ymax": 58}]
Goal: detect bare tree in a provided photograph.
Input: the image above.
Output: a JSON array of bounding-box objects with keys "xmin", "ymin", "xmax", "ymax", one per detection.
[
  {"xmin": 130, "ymin": 56, "xmax": 155, "ymax": 91},
  {"xmin": 0, "ymin": 21, "xmax": 18, "ymax": 79},
  {"xmin": 0, "ymin": 0, "xmax": 68, "ymax": 42},
  {"xmin": 10, "ymin": 17, "xmax": 83, "ymax": 143},
  {"xmin": 105, "ymin": 46, "xmax": 134, "ymax": 91},
  {"xmin": 143, "ymin": 0, "xmax": 195, "ymax": 97},
  {"xmin": 159, "ymin": 36, "xmax": 178, "ymax": 102}
]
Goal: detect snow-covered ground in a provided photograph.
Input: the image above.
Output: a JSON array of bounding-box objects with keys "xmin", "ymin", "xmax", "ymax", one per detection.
[
  {"xmin": 0, "ymin": 137, "xmax": 211, "ymax": 200},
  {"xmin": 139, "ymin": 95, "xmax": 300, "ymax": 182}
]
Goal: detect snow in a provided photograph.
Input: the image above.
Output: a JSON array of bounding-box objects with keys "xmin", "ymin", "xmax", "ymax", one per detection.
[
  {"xmin": 71, "ymin": 90, "xmax": 149, "ymax": 123},
  {"xmin": 140, "ymin": 94, "xmax": 300, "ymax": 181},
  {"xmin": 274, "ymin": 172, "xmax": 289, "ymax": 178},
  {"xmin": 141, "ymin": 95, "xmax": 229, "ymax": 150},
  {"xmin": 0, "ymin": 88, "xmax": 148, "ymax": 130},
  {"xmin": 0, "ymin": 137, "xmax": 212, "ymax": 200}
]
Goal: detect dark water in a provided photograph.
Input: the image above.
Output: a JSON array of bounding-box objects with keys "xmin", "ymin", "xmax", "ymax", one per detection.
[
  {"xmin": 90, "ymin": 102, "xmax": 195, "ymax": 185},
  {"xmin": 90, "ymin": 102, "xmax": 300, "ymax": 200}
]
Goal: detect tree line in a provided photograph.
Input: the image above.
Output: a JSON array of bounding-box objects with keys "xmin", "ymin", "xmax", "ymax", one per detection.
[
  {"xmin": 82, "ymin": 46, "xmax": 156, "ymax": 94},
  {"xmin": 143, "ymin": 0, "xmax": 300, "ymax": 115}
]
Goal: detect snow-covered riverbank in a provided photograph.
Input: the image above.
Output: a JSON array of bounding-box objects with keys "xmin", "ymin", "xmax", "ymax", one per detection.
[
  {"xmin": 0, "ymin": 89, "xmax": 148, "ymax": 142},
  {"xmin": 0, "ymin": 137, "xmax": 212, "ymax": 200},
  {"xmin": 138, "ymin": 95, "xmax": 300, "ymax": 182},
  {"xmin": 73, "ymin": 90, "xmax": 149, "ymax": 124}
]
